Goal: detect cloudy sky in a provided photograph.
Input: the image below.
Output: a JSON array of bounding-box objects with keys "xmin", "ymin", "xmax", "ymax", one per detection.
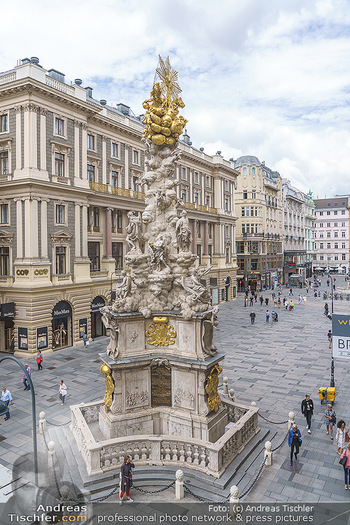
[{"xmin": 1, "ymin": 0, "xmax": 350, "ymax": 198}]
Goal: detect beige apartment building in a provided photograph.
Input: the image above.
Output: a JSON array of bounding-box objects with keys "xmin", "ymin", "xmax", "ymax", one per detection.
[
  {"xmin": 233, "ymin": 156, "xmax": 283, "ymax": 291},
  {"xmin": 0, "ymin": 57, "xmax": 238, "ymax": 355}
]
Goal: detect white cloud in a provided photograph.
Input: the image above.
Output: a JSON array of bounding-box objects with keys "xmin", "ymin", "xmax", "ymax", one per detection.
[{"xmin": 1, "ymin": 0, "xmax": 350, "ymax": 197}]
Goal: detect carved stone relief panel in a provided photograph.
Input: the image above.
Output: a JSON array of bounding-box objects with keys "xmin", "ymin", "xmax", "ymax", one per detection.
[
  {"xmin": 173, "ymin": 369, "xmax": 196, "ymax": 411},
  {"xmin": 125, "ymin": 369, "xmax": 149, "ymax": 409}
]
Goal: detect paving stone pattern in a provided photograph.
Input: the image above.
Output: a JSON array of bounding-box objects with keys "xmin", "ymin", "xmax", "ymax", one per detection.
[{"xmin": 0, "ymin": 276, "xmax": 349, "ymax": 504}]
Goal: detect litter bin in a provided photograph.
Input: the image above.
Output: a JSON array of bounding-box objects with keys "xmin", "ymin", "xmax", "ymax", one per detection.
[{"xmin": 318, "ymin": 386, "xmax": 336, "ymax": 405}]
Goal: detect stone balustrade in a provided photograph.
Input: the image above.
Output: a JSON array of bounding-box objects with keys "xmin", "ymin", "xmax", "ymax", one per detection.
[{"xmin": 71, "ymin": 397, "xmax": 259, "ymax": 477}]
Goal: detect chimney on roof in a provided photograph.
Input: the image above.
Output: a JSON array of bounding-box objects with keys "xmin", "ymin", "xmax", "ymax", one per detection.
[
  {"xmin": 100, "ymin": 99, "xmax": 107, "ymax": 106},
  {"xmin": 30, "ymin": 57, "xmax": 39, "ymax": 65},
  {"xmin": 75, "ymin": 78, "xmax": 82, "ymax": 86},
  {"xmin": 199, "ymin": 147, "xmax": 204, "ymax": 152},
  {"xmin": 86, "ymin": 86, "xmax": 93, "ymax": 97},
  {"xmin": 216, "ymin": 151, "xmax": 222, "ymax": 155}
]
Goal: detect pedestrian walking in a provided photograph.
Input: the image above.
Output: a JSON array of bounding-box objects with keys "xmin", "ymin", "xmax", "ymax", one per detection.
[
  {"xmin": 21, "ymin": 364, "xmax": 31, "ymax": 391},
  {"xmin": 266, "ymin": 310, "xmax": 270, "ymax": 323},
  {"xmin": 1, "ymin": 386, "xmax": 13, "ymax": 421},
  {"xmin": 306, "ymin": 285, "xmax": 309, "ymax": 294},
  {"xmin": 298, "ymin": 295, "xmax": 302, "ymax": 305},
  {"xmin": 324, "ymin": 403, "xmax": 336, "ymax": 439},
  {"xmin": 283, "ymin": 296, "xmax": 286, "ymax": 306},
  {"xmin": 314, "ymin": 291, "xmax": 318, "ymax": 300},
  {"xmin": 244, "ymin": 297, "xmax": 248, "ymax": 307},
  {"xmin": 272, "ymin": 292, "xmax": 275, "ymax": 300},
  {"xmin": 327, "ymin": 330, "xmax": 332, "ymax": 349},
  {"xmin": 277, "ymin": 297, "xmax": 281, "ymax": 308},
  {"xmin": 265, "ymin": 298, "xmax": 269, "ymax": 306},
  {"xmin": 303, "ymin": 295, "xmax": 307, "ymax": 304},
  {"xmin": 119, "ymin": 455, "xmax": 135, "ymax": 504},
  {"xmin": 289, "ymin": 288, "xmax": 293, "ymax": 296},
  {"xmin": 336, "ymin": 420, "xmax": 348, "ymax": 455},
  {"xmin": 249, "ymin": 311, "xmax": 256, "ymax": 324},
  {"xmin": 59, "ymin": 380, "xmax": 68, "ymax": 405},
  {"xmin": 324, "ymin": 303, "xmax": 329, "ymax": 316},
  {"xmin": 289, "ymin": 301, "xmax": 294, "ymax": 310},
  {"xmin": 259, "ymin": 296, "xmax": 264, "ymax": 306},
  {"xmin": 285, "ymin": 300, "xmax": 289, "ymax": 310},
  {"xmin": 301, "ymin": 394, "xmax": 314, "ymax": 434},
  {"xmin": 288, "ymin": 424, "xmax": 302, "ymax": 465},
  {"xmin": 83, "ymin": 332, "xmax": 88, "ymax": 347},
  {"xmin": 249, "ymin": 296, "xmax": 254, "ymax": 307},
  {"xmin": 37, "ymin": 351, "xmax": 43, "ymax": 370},
  {"xmin": 340, "ymin": 443, "xmax": 350, "ymax": 490},
  {"xmin": 327, "ymin": 279, "xmax": 330, "ymax": 287}
]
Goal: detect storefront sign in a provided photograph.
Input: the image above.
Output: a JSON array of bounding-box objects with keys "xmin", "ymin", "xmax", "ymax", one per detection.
[
  {"xmin": 0, "ymin": 302, "xmax": 15, "ymax": 320},
  {"xmin": 91, "ymin": 296, "xmax": 105, "ymax": 313},
  {"xmin": 18, "ymin": 327, "xmax": 28, "ymax": 350},
  {"xmin": 79, "ymin": 318, "xmax": 87, "ymax": 338},
  {"xmin": 52, "ymin": 301, "xmax": 72, "ymax": 319},
  {"xmin": 332, "ymin": 314, "xmax": 350, "ymax": 359},
  {"xmin": 37, "ymin": 327, "xmax": 48, "ymax": 349}
]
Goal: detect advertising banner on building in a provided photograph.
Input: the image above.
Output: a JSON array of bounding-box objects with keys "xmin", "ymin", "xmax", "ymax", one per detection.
[
  {"xmin": 332, "ymin": 314, "xmax": 350, "ymax": 359},
  {"xmin": 37, "ymin": 327, "xmax": 48, "ymax": 349}
]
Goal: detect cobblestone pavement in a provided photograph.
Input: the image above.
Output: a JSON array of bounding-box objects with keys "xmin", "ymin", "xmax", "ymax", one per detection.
[{"xmin": 0, "ymin": 275, "xmax": 349, "ymax": 505}]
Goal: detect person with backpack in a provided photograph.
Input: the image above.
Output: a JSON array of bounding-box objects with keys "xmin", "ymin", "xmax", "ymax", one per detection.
[{"xmin": 37, "ymin": 351, "xmax": 43, "ymax": 370}]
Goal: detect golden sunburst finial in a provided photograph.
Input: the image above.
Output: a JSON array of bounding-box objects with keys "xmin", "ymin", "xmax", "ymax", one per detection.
[{"xmin": 156, "ymin": 55, "xmax": 182, "ymax": 107}]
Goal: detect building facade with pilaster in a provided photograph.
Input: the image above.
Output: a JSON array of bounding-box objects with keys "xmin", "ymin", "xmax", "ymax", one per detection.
[
  {"xmin": 313, "ymin": 196, "xmax": 350, "ymax": 274},
  {"xmin": 0, "ymin": 57, "xmax": 238, "ymax": 355},
  {"xmin": 233, "ymin": 156, "xmax": 283, "ymax": 291}
]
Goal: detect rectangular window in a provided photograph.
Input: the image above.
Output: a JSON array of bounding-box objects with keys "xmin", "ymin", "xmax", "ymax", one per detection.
[
  {"xmin": 320, "ymin": 255, "xmax": 324, "ymax": 260},
  {"xmin": 87, "ymin": 134, "xmax": 95, "ymax": 150},
  {"xmin": 335, "ymin": 255, "xmax": 338, "ymax": 261},
  {"xmin": 112, "ymin": 242, "xmax": 123, "ymax": 270},
  {"xmin": 327, "ymin": 243, "xmax": 331, "ymax": 249},
  {"xmin": 342, "ymin": 254, "xmax": 346, "ymax": 260},
  {"xmin": 243, "ymin": 190, "xmax": 248, "ymax": 200},
  {"xmin": 320, "ymin": 233, "xmax": 324, "ymax": 238},
  {"xmin": 334, "ymin": 211, "xmax": 338, "ymax": 215},
  {"xmin": 319, "ymin": 223, "xmax": 323, "ymax": 227},
  {"xmin": 116, "ymin": 210, "xmax": 122, "ymax": 230},
  {"xmin": 334, "ymin": 222, "xmax": 338, "ymax": 227},
  {"xmin": 319, "ymin": 211, "xmax": 323, "ymax": 215},
  {"xmin": 55, "ymin": 153, "xmax": 65, "ymax": 177},
  {"xmin": 88, "ymin": 242, "xmax": 100, "ymax": 271},
  {"xmin": 55, "ymin": 117, "xmax": 64, "ymax": 136},
  {"xmin": 320, "ymin": 243, "xmax": 324, "ymax": 249},
  {"xmin": 55, "ymin": 246, "xmax": 66, "ymax": 274},
  {"xmin": 334, "ymin": 243, "xmax": 338, "ymax": 249},
  {"xmin": 342, "ymin": 231, "xmax": 346, "ymax": 238},
  {"xmin": 0, "ymin": 246, "xmax": 9, "ymax": 275},
  {"xmin": 55, "ymin": 204, "xmax": 65, "ymax": 224},
  {"xmin": 334, "ymin": 231, "xmax": 338, "ymax": 237},
  {"xmin": 92, "ymin": 207, "xmax": 99, "ymax": 227},
  {"xmin": 206, "ymin": 176, "xmax": 210, "ymax": 187},
  {"xmin": 342, "ymin": 210, "xmax": 346, "ymax": 215},
  {"xmin": 342, "ymin": 222, "xmax": 346, "ymax": 227},
  {"xmin": 225, "ymin": 198, "xmax": 229, "ymax": 211},
  {"xmin": 196, "ymin": 244, "xmax": 201, "ymax": 265},
  {"xmin": 111, "ymin": 171, "xmax": 118, "ymax": 187},
  {"xmin": 239, "ymin": 258, "xmax": 245, "ymax": 270},
  {"xmin": 241, "ymin": 207, "xmax": 245, "ymax": 217},
  {"xmin": 327, "ymin": 231, "xmax": 331, "ymax": 238},
  {"xmin": 327, "ymin": 211, "xmax": 330, "ymax": 215},
  {"xmin": 0, "ymin": 114, "xmax": 8, "ymax": 133},
  {"xmin": 342, "ymin": 242, "xmax": 346, "ymax": 249},
  {"xmin": 0, "ymin": 204, "xmax": 8, "ymax": 224},
  {"xmin": 181, "ymin": 189, "xmax": 186, "ymax": 201},
  {"xmin": 327, "ymin": 223, "xmax": 330, "ymax": 227},
  {"xmin": 194, "ymin": 192, "xmax": 198, "ymax": 205},
  {"xmin": 181, "ymin": 167, "xmax": 186, "ymax": 179},
  {"xmin": 0, "ymin": 152, "xmax": 8, "ymax": 175},
  {"xmin": 194, "ymin": 171, "xmax": 199, "ymax": 184},
  {"xmin": 252, "ymin": 190, "xmax": 256, "ymax": 199},
  {"xmin": 87, "ymin": 164, "xmax": 95, "ymax": 182},
  {"xmin": 133, "ymin": 150, "xmax": 139, "ymax": 164},
  {"xmin": 133, "ymin": 177, "xmax": 138, "ymax": 192},
  {"xmin": 112, "ymin": 142, "xmax": 119, "ymax": 157},
  {"xmin": 251, "ymin": 207, "xmax": 254, "ymax": 216}
]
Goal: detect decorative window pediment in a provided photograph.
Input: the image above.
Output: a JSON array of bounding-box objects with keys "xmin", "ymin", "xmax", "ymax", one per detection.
[
  {"xmin": 0, "ymin": 229, "xmax": 13, "ymax": 246},
  {"xmin": 51, "ymin": 230, "xmax": 72, "ymax": 244}
]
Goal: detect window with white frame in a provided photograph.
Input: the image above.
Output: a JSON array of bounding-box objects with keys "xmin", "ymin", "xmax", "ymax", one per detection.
[
  {"xmin": 327, "ymin": 231, "xmax": 331, "ymax": 238},
  {"xmin": 342, "ymin": 222, "xmax": 346, "ymax": 227},
  {"xmin": 55, "ymin": 117, "xmax": 64, "ymax": 136},
  {"xmin": 0, "ymin": 114, "xmax": 8, "ymax": 133},
  {"xmin": 320, "ymin": 255, "xmax": 324, "ymax": 260},
  {"xmin": 327, "ymin": 211, "xmax": 330, "ymax": 215},
  {"xmin": 0, "ymin": 246, "xmax": 9, "ymax": 275},
  {"xmin": 133, "ymin": 176, "xmax": 138, "ymax": 192},
  {"xmin": 327, "ymin": 222, "xmax": 330, "ymax": 227},
  {"xmin": 194, "ymin": 171, "xmax": 199, "ymax": 184},
  {"xmin": 181, "ymin": 167, "xmax": 186, "ymax": 179},
  {"xmin": 342, "ymin": 242, "xmax": 346, "ymax": 249},
  {"xmin": 334, "ymin": 231, "xmax": 338, "ymax": 237},
  {"xmin": 334, "ymin": 222, "xmax": 338, "ymax": 227},
  {"xmin": 87, "ymin": 134, "xmax": 95, "ymax": 150},
  {"xmin": 111, "ymin": 142, "xmax": 119, "ymax": 158},
  {"xmin": 56, "ymin": 246, "xmax": 67, "ymax": 274},
  {"xmin": 55, "ymin": 153, "xmax": 65, "ymax": 177},
  {"xmin": 87, "ymin": 164, "xmax": 95, "ymax": 182},
  {"xmin": 320, "ymin": 242, "xmax": 324, "ymax": 249},
  {"xmin": 181, "ymin": 189, "xmax": 186, "ymax": 201},
  {"xmin": 92, "ymin": 207, "xmax": 99, "ymax": 227},
  {"xmin": 0, "ymin": 203, "xmax": 9, "ymax": 224},
  {"xmin": 335, "ymin": 255, "xmax": 339, "ymax": 260},
  {"xmin": 342, "ymin": 231, "xmax": 346, "ymax": 238},
  {"xmin": 194, "ymin": 192, "xmax": 199, "ymax": 205},
  {"xmin": 55, "ymin": 204, "xmax": 65, "ymax": 225},
  {"xmin": 327, "ymin": 242, "xmax": 331, "ymax": 249},
  {"xmin": 252, "ymin": 190, "xmax": 256, "ymax": 199},
  {"xmin": 342, "ymin": 210, "xmax": 346, "ymax": 215},
  {"xmin": 252, "ymin": 167, "xmax": 256, "ymax": 175},
  {"xmin": 111, "ymin": 171, "xmax": 118, "ymax": 187},
  {"xmin": 132, "ymin": 150, "xmax": 139, "ymax": 164},
  {"xmin": 335, "ymin": 242, "xmax": 338, "ymax": 249},
  {"xmin": 334, "ymin": 211, "xmax": 338, "ymax": 215},
  {"xmin": 243, "ymin": 167, "xmax": 247, "ymax": 175},
  {"xmin": 0, "ymin": 152, "xmax": 8, "ymax": 174},
  {"xmin": 342, "ymin": 254, "xmax": 346, "ymax": 260}
]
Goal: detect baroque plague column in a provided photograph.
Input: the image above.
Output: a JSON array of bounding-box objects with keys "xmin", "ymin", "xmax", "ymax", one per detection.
[{"xmin": 99, "ymin": 56, "xmax": 227, "ymax": 444}]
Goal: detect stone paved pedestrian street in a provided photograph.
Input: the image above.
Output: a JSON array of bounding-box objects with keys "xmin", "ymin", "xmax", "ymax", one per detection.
[{"xmin": 0, "ymin": 275, "xmax": 349, "ymax": 505}]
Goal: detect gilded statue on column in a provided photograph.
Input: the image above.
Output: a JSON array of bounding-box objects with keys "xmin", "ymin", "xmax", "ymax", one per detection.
[
  {"xmin": 205, "ymin": 364, "xmax": 222, "ymax": 413},
  {"xmin": 100, "ymin": 364, "xmax": 115, "ymax": 412},
  {"xmin": 143, "ymin": 55, "xmax": 187, "ymax": 146}
]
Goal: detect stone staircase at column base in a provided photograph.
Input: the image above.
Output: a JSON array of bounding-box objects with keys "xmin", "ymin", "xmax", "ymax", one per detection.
[{"xmin": 45, "ymin": 423, "xmax": 280, "ymax": 502}]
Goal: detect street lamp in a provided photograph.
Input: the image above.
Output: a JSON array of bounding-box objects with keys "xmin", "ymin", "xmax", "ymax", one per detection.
[
  {"xmin": 327, "ymin": 272, "xmax": 335, "ymax": 388},
  {"xmin": 0, "ymin": 356, "xmax": 37, "ymax": 485}
]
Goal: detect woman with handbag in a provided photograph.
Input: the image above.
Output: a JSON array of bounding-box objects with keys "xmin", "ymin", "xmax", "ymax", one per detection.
[
  {"xmin": 340, "ymin": 443, "xmax": 350, "ymax": 489},
  {"xmin": 336, "ymin": 420, "xmax": 348, "ymax": 455},
  {"xmin": 119, "ymin": 455, "xmax": 135, "ymax": 504},
  {"xmin": 324, "ymin": 404, "xmax": 336, "ymax": 440}
]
